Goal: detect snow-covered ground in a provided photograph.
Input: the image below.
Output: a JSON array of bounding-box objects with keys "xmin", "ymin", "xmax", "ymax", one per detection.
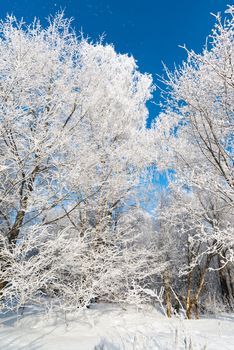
[{"xmin": 0, "ymin": 303, "xmax": 234, "ymax": 350}]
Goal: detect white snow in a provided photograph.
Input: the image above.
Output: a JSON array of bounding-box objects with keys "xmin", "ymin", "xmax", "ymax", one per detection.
[{"xmin": 0, "ymin": 303, "xmax": 234, "ymax": 349}]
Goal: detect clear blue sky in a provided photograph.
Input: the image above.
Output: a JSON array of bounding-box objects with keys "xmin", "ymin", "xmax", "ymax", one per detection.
[{"xmin": 0, "ymin": 0, "xmax": 229, "ymax": 123}]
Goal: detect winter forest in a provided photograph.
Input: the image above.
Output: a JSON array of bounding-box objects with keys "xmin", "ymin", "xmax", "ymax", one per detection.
[{"xmin": 0, "ymin": 3, "xmax": 234, "ymax": 350}]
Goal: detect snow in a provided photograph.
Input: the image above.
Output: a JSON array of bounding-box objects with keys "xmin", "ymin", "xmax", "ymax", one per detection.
[{"xmin": 0, "ymin": 303, "xmax": 234, "ymax": 349}]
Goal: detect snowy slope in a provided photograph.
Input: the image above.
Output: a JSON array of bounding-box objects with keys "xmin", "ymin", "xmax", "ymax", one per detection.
[{"xmin": 0, "ymin": 303, "xmax": 234, "ymax": 350}]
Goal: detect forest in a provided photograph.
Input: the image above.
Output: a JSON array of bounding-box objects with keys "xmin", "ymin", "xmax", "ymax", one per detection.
[{"xmin": 0, "ymin": 5, "xmax": 233, "ymax": 325}]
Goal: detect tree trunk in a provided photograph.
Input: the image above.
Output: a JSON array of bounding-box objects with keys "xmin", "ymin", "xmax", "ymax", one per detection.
[
  {"xmin": 218, "ymin": 256, "xmax": 234, "ymax": 307},
  {"xmin": 185, "ymin": 270, "xmax": 193, "ymax": 319},
  {"xmin": 186, "ymin": 257, "xmax": 211, "ymax": 319},
  {"xmin": 163, "ymin": 271, "xmax": 172, "ymax": 317}
]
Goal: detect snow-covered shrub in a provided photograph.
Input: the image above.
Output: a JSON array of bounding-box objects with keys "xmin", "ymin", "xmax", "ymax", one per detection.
[{"xmin": 0, "ymin": 220, "xmax": 162, "ymax": 311}]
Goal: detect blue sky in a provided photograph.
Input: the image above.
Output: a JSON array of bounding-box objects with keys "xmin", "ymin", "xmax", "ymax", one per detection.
[
  {"xmin": 0, "ymin": 1, "xmax": 229, "ymax": 205},
  {"xmin": 0, "ymin": 0, "xmax": 229, "ymax": 123}
]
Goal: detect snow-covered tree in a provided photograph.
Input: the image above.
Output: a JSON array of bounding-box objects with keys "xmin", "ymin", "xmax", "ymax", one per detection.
[
  {"xmin": 0, "ymin": 14, "xmax": 159, "ymax": 311},
  {"xmin": 154, "ymin": 6, "xmax": 234, "ymax": 317}
]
